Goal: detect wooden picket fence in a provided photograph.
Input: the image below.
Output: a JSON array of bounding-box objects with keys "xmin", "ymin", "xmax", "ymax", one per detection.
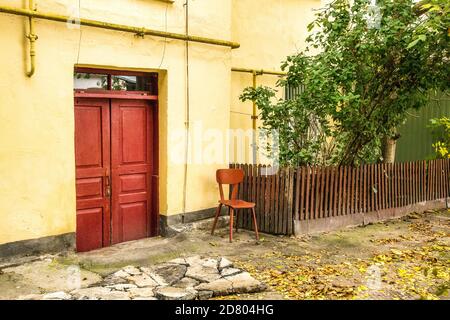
[{"xmin": 230, "ymin": 159, "xmax": 450, "ymax": 235}]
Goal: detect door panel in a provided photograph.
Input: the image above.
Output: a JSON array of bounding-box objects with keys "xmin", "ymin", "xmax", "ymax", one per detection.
[
  {"xmin": 76, "ymin": 208, "xmax": 104, "ymax": 251},
  {"xmin": 121, "ymin": 202, "xmax": 148, "ymax": 242},
  {"xmin": 74, "ymin": 98, "xmax": 111, "ymax": 252},
  {"xmin": 111, "ymin": 99, "xmax": 154, "ymax": 244}
]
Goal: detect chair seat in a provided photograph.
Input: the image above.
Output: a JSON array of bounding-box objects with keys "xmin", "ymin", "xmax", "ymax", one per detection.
[{"xmin": 219, "ymin": 199, "xmax": 255, "ymax": 209}]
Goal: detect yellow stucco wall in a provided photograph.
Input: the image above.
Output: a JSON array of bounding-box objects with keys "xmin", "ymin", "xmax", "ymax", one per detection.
[
  {"xmin": 230, "ymin": 0, "xmax": 321, "ymax": 163},
  {"xmin": 0, "ymin": 0, "xmax": 322, "ymax": 245},
  {"xmin": 0, "ymin": 0, "xmax": 232, "ymax": 245}
]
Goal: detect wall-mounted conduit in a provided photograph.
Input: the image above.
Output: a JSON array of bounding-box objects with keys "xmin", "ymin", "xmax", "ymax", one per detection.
[
  {"xmin": 25, "ymin": 0, "xmax": 37, "ymax": 77},
  {"xmin": 0, "ymin": 6, "xmax": 239, "ymax": 49},
  {"xmin": 0, "ymin": 4, "xmax": 240, "ymax": 76}
]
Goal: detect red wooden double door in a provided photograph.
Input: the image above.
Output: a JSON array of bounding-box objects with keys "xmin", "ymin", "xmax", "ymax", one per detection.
[{"xmin": 75, "ymin": 98, "xmax": 158, "ymax": 252}]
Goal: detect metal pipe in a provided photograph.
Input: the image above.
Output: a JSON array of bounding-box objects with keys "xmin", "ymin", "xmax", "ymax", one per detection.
[
  {"xmin": 252, "ymin": 70, "xmax": 257, "ymax": 163},
  {"xmin": 0, "ymin": 5, "xmax": 240, "ymax": 49},
  {"xmin": 26, "ymin": 0, "xmax": 37, "ymax": 77},
  {"xmin": 231, "ymin": 67, "xmax": 286, "ymax": 163},
  {"xmin": 231, "ymin": 67, "xmax": 286, "ymax": 76}
]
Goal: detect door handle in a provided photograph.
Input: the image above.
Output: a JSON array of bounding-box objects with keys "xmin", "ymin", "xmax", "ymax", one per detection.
[{"xmin": 105, "ymin": 169, "xmax": 111, "ymax": 198}]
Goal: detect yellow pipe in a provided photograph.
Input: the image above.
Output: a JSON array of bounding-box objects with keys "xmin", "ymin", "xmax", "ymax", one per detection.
[
  {"xmin": 231, "ymin": 67, "xmax": 286, "ymax": 76},
  {"xmin": 26, "ymin": 0, "xmax": 37, "ymax": 77},
  {"xmin": 252, "ymin": 71, "xmax": 257, "ymax": 131},
  {"xmin": 0, "ymin": 5, "xmax": 240, "ymax": 49},
  {"xmin": 251, "ymin": 71, "xmax": 257, "ymax": 163}
]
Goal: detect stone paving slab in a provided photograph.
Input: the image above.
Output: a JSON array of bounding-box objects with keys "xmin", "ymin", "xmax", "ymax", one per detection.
[{"xmin": 16, "ymin": 256, "xmax": 266, "ymax": 300}]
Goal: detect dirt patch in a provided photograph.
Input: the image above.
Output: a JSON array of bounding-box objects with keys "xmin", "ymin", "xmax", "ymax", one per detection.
[
  {"xmin": 0, "ymin": 209, "xmax": 448, "ymax": 300},
  {"xmin": 232, "ymin": 210, "xmax": 450, "ymax": 300},
  {"xmin": 0, "ymin": 258, "xmax": 102, "ymax": 299}
]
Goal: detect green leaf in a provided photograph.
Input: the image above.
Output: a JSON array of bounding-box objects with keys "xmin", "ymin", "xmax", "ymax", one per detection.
[
  {"xmin": 418, "ymin": 35, "xmax": 427, "ymax": 41},
  {"xmin": 407, "ymin": 38, "xmax": 420, "ymax": 49}
]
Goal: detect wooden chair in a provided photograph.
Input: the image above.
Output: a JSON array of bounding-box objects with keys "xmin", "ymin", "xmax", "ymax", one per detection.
[{"xmin": 211, "ymin": 168, "xmax": 259, "ymax": 242}]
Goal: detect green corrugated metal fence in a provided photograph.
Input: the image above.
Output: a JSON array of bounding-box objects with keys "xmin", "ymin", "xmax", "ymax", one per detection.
[{"xmin": 396, "ymin": 92, "xmax": 450, "ymax": 162}]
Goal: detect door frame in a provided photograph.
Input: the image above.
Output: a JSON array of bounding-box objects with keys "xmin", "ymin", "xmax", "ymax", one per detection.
[{"xmin": 74, "ymin": 67, "xmax": 160, "ymax": 250}]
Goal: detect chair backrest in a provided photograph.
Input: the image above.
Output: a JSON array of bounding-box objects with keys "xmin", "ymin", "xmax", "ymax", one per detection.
[{"xmin": 216, "ymin": 169, "xmax": 244, "ymax": 201}]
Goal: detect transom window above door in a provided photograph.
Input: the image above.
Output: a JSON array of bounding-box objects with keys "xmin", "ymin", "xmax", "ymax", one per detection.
[{"xmin": 74, "ymin": 67, "xmax": 158, "ymax": 99}]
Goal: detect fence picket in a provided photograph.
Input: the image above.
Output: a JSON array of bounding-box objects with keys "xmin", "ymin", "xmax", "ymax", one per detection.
[
  {"xmin": 299, "ymin": 167, "xmax": 305, "ymax": 220},
  {"xmin": 270, "ymin": 167, "xmax": 275, "ymax": 232},
  {"xmin": 400, "ymin": 163, "xmax": 406, "ymax": 207},
  {"xmin": 279, "ymin": 168, "xmax": 285, "ymax": 233},
  {"xmin": 338, "ymin": 166, "xmax": 343, "ymax": 215},
  {"xmin": 294, "ymin": 168, "xmax": 300, "ymax": 221},
  {"xmin": 310, "ymin": 166, "xmax": 316, "ymax": 220},
  {"xmin": 413, "ymin": 162, "xmax": 417, "ymax": 205},
  {"xmin": 319, "ymin": 166, "xmax": 325, "ymax": 218},
  {"xmin": 314, "ymin": 167, "xmax": 321, "ymax": 219},
  {"xmin": 428, "ymin": 160, "xmax": 432, "ymax": 201},
  {"xmin": 397, "ymin": 162, "xmax": 400, "ymax": 206},
  {"xmin": 382, "ymin": 163, "xmax": 387, "ymax": 210},
  {"xmin": 264, "ymin": 168, "xmax": 270, "ymax": 231},
  {"xmin": 445, "ymin": 159, "xmax": 449, "ymax": 200},
  {"xmin": 440, "ymin": 160, "xmax": 444, "ymax": 199},
  {"xmin": 274, "ymin": 168, "xmax": 280, "ymax": 233},
  {"xmin": 305, "ymin": 166, "xmax": 311, "ymax": 221},
  {"xmin": 259, "ymin": 165, "xmax": 265, "ymax": 231},
  {"xmin": 288, "ymin": 167, "xmax": 294, "ymax": 234},
  {"xmin": 325, "ymin": 167, "xmax": 331, "ymax": 217},
  {"xmin": 405, "ymin": 162, "xmax": 409, "ymax": 206},
  {"xmin": 332, "ymin": 167, "xmax": 338, "ymax": 217}
]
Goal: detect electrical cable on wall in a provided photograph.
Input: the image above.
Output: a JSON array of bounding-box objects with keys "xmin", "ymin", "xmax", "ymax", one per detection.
[
  {"xmin": 157, "ymin": 1, "xmax": 169, "ymax": 69},
  {"xmin": 76, "ymin": 0, "xmax": 82, "ymax": 64},
  {"xmin": 230, "ymin": 110, "xmax": 253, "ymax": 116},
  {"xmin": 181, "ymin": 0, "xmax": 190, "ymax": 222}
]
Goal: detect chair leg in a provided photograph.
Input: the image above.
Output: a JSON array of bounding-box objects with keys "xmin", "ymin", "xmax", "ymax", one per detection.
[
  {"xmin": 229, "ymin": 207, "xmax": 234, "ymax": 243},
  {"xmin": 251, "ymin": 207, "xmax": 259, "ymax": 240},
  {"xmin": 235, "ymin": 209, "xmax": 239, "ymax": 233},
  {"xmin": 211, "ymin": 204, "xmax": 222, "ymax": 235}
]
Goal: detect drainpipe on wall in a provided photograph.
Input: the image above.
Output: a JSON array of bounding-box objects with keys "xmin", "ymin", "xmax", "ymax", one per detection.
[
  {"xmin": 252, "ymin": 70, "xmax": 258, "ymax": 164},
  {"xmin": 26, "ymin": 0, "xmax": 38, "ymax": 77}
]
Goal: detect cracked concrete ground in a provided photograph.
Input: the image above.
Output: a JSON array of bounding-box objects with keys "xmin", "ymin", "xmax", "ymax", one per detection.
[{"xmin": 0, "ymin": 209, "xmax": 449, "ymax": 300}]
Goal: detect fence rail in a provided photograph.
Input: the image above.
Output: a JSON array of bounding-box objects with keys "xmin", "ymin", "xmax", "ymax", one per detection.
[{"xmin": 230, "ymin": 159, "xmax": 450, "ymax": 235}]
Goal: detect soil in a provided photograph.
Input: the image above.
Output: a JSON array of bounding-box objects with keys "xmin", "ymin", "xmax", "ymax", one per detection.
[{"xmin": 0, "ymin": 209, "xmax": 448, "ymax": 300}]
